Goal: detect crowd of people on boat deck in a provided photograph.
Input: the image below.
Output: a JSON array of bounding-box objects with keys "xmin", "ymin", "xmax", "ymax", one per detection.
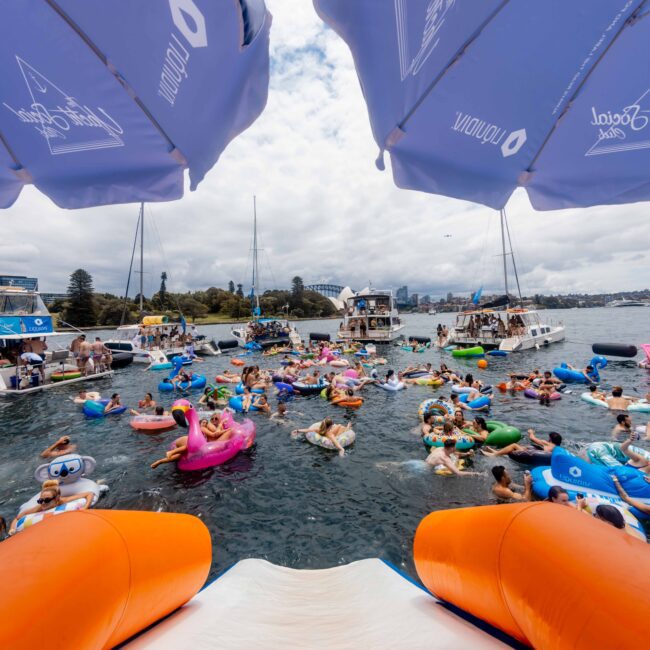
[
  {"xmin": 245, "ymin": 320, "xmax": 291, "ymax": 341},
  {"xmin": 69, "ymin": 334, "xmax": 113, "ymax": 375},
  {"xmin": 130, "ymin": 324, "xmax": 200, "ymax": 351}
]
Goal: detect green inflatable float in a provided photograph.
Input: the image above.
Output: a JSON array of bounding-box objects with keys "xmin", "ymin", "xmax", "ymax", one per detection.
[
  {"xmin": 464, "ymin": 420, "xmax": 521, "ymax": 447},
  {"xmin": 451, "ymin": 346, "xmax": 485, "ymax": 358}
]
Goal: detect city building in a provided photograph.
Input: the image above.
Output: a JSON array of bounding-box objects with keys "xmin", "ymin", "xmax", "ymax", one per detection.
[
  {"xmin": 0, "ymin": 274, "xmax": 38, "ymax": 291},
  {"xmin": 409, "ymin": 293, "xmax": 419, "ymax": 307},
  {"xmin": 396, "ymin": 285, "xmax": 408, "ymax": 306},
  {"xmin": 40, "ymin": 292, "xmax": 68, "ymax": 306},
  {"xmin": 421, "ymin": 294, "xmax": 431, "ymax": 304}
]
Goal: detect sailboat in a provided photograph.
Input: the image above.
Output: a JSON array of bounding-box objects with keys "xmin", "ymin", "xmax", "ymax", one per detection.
[
  {"xmin": 447, "ymin": 210, "xmax": 565, "ymax": 352},
  {"xmin": 231, "ymin": 197, "xmax": 301, "ymax": 349},
  {"xmin": 104, "ymin": 203, "xmax": 220, "ymax": 362}
]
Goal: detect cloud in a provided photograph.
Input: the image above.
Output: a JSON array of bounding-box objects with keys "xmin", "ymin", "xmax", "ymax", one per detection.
[{"xmin": 2, "ymin": 1, "xmax": 650, "ymax": 300}]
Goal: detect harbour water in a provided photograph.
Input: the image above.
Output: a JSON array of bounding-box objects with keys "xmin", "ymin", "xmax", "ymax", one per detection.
[{"xmin": 0, "ymin": 307, "xmax": 648, "ymax": 580}]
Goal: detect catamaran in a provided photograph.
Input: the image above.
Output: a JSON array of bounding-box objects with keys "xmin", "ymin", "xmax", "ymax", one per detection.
[
  {"xmin": 0, "ymin": 286, "xmax": 113, "ymax": 396},
  {"xmin": 337, "ymin": 288, "xmax": 405, "ymax": 344},
  {"xmin": 104, "ymin": 203, "xmax": 220, "ymax": 362},
  {"xmin": 447, "ymin": 210, "xmax": 565, "ymax": 352},
  {"xmin": 231, "ymin": 197, "xmax": 301, "ymax": 349}
]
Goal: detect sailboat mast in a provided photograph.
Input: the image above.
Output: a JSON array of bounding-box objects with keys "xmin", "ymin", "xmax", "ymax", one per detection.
[
  {"xmin": 252, "ymin": 196, "xmax": 260, "ymax": 319},
  {"xmin": 139, "ymin": 202, "xmax": 144, "ymax": 316},
  {"xmin": 500, "ymin": 208, "xmax": 509, "ymax": 300}
]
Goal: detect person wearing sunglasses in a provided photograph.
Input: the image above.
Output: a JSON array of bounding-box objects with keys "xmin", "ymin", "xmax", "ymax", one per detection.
[{"xmin": 8, "ymin": 479, "xmax": 93, "ymax": 535}]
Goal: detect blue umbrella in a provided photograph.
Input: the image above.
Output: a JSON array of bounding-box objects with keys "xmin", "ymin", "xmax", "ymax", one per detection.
[
  {"xmin": 0, "ymin": 1, "xmax": 271, "ymax": 209},
  {"xmin": 314, "ymin": 0, "xmax": 650, "ymax": 210}
]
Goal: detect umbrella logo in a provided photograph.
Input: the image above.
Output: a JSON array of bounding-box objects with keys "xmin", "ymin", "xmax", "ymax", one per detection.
[
  {"xmin": 3, "ymin": 57, "xmax": 124, "ymax": 156},
  {"xmin": 501, "ymin": 129, "xmax": 527, "ymax": 158},
  {"xmin": 586, "ymin": 89, "xmax": 650, "ymax": 156},
  {"xmin": 395, "ymin": 0, "xmax": 457, "ymax": 80}
]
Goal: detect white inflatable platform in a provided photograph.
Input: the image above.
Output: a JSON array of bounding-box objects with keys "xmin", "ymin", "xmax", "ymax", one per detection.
[{"xmin": 125, "ymin": 558, "xmax": 507, "ymax": 649}]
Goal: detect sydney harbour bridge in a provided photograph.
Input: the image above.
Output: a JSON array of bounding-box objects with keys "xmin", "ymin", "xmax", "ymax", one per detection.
[{"xmin": 305, "ymin": 284, "xmax": 346, "ymax": 298}]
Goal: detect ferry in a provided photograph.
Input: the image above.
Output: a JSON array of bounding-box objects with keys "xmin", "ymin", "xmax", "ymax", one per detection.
[
  {"xmin": 0, "ymin": 286, "xmax": 112, "ymax": 396},
  {"xmin": 337, "ymin": 288, "xmax": 405, "ymax": 344},
  {"xmin": 606, "ymin": 299, "xmax": 648, "ymax": 307},
  {"xmin": 447, "ymin": 307, "xmax": 565, "ymax": 352}
]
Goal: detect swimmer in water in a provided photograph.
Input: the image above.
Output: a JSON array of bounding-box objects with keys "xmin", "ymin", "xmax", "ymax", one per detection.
[
  {"xmin": 104, "ymin": 393, "xmax": 122, "ymax": 414},
  {"xmin": 482, "ymin": 429, "xmax": 562, "ymax": 456},
  {"xmin": 40, "ymin": 436, "xmax": 77, "ymax": 458},
  {"xmin": 292, "ymin": 418, "xmax": 351, "ymax": 456},
  {"xmin": 151, "ymin": 435, "xmax": 189, "ymax": 468},
  {"xmin": 425, "ymin": 438, "xmax": 480, "ymax": 476},
  {"xmin": 491, "ymin": 465, "xmax": 532, "ymax": 501}
]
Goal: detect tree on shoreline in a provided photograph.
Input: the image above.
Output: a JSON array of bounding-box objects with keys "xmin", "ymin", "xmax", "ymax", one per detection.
[{"xmin": 63, "ymin": 269, "xmax": 97, "ymax": 327}]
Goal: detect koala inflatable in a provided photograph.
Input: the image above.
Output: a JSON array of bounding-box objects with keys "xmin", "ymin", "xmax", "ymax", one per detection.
[{"xmin": 19, "ymin": 453, "xmax": 108, "ymax": 514}]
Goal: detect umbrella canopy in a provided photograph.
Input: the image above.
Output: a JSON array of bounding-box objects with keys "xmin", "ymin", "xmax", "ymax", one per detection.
[
  {"xmin": 0, "ymin": 0, "xmax": 271, "ymax": 209},
  {"xmin": 314, "ymin": 0, "xmax": 650, "ymax": 210}
]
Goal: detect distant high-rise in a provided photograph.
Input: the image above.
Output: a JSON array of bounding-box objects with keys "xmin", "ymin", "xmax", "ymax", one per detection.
[
  {"xmin": 0, "ymin": 274, "xmax": 38, "ymax": 291},
  {"xmin": 421, "ymin": 294, "xmax": 431, "ymax": 304},
  {"xmin": 409, "ymin": 293, "xmax": 419, "ymax": 306},
  {"xmin": 396, "ymin": 285, "xmax": 408, "ymax": 306}
]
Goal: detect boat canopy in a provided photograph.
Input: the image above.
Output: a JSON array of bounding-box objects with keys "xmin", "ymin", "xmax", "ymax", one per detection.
[
  {"xmin": 0, "ymin": 1, "xmax": 271, "ymax": 208},
  {"xmin": 314, "ymin": 1, "xmax": 650, "ymax": 210}
]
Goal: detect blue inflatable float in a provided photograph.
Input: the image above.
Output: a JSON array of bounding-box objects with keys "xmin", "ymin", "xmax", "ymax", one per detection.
[
  {"xmin": 552, "ymin": 356, "xmax": 606, "ymax": 383},
  {"xmin": 83, "ymin": 399, "xmax": 127, "ymax": 418},
  {"xmin": 228, "ymin": 395, "xmax": 259, "ymax": 412},
  {"xmin": 532, "ymin": 448, "xmax": 650, "ymax": 519},
  {"xmin": 158, "ymin": 357, "xmax": 206, "ymax": 392},
  {"xmin": 235, "ymin": 382, "xmax": 264, "ymax": 395},
  {"xmin": 459, "ymin": 393, "xmax": 491, "ymax": 409}
]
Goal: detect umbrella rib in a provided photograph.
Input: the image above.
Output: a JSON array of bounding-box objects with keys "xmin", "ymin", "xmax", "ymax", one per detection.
[
  {"xmin": 44, "ymin": 0, "xmax": 185, "ymax": 164},
  {"xmin": 0, "ymin": 128, "xmax": 23, "ymax": 169},
  {"xmin": 398, "ymin": 0, "xmax": 511, "ymax": 131},
  {"xmin": 525, "ymin": 0, "xmax": 648, "ymax": 173}
]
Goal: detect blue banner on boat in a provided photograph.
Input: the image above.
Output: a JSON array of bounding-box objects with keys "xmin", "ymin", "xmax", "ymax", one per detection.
[{"xmin": 0, "ymin": 315, "xmax": 53, "ymax": 336}]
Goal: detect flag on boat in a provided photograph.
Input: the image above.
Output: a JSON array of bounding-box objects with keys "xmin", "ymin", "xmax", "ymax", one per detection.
[{"xmin": 472, "ymin": 287, "xmax": 483, "ymax": 305}]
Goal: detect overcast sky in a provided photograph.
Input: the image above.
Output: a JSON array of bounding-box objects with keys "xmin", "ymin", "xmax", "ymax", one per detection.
[{"xmin": 3, "ymin": 1, "xmax": 649, "ymax": 299}]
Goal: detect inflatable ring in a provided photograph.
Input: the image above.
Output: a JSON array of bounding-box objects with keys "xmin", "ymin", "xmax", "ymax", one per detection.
[
  {"xmin": 414, "ymin": 376, "xmax": 444, "ymax": 387},
  {"xmin": 305, "ymin": 429, "xmax": 356, "ymax": 450},
  {"xmin": 484, "ymin": 420, "xmax": 521, "ymax": 447},
  {"xmin": 130, "ymin": 415, "xmax": 177, "ymax": 433},
  {"xmin": 423, "ymin": 433, "xmax": 474, "ymax": 451},
  {"xmin": 418, "ymin": 398, "xmax": 454, "ymax": 421},
  {"xmin": 434, "ymin": 459, "xmax": 467, "ymax": 476},
  {"xmin": 231, "ymin": 358, "xmax": 245, "ymax": 367},
  {"xmin": 331, "ymin": 397, "xmax": 363, "ymax": 408},
  {"xmin": 525, "ymin": 388, "xmax": 561, "ymax": 400}
]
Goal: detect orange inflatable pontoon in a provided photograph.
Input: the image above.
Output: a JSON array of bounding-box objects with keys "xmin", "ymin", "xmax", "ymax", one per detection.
[
  {"xmin": 0, "ymin": 510, "xmax": 210, "ymax": 650},
  {"xmin": 414, "ymin": 502, "xmax": 650, "ymax": 648}
]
